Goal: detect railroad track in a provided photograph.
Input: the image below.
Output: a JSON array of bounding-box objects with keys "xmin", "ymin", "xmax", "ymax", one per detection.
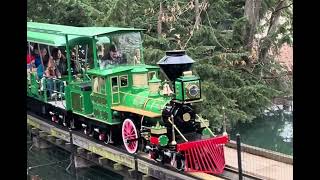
[
  {"xmin": 27, "ymin": 111, "xmax": 264, "ymax": 180},
  {"xmin": 220, "ymin": 166, "xmax": 265, "ymax": 180}
]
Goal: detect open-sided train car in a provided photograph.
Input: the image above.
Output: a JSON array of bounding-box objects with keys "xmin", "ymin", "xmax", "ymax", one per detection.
[{"xmin": 27, "ymin": 22, "xmax": 229, "ymax": 174}]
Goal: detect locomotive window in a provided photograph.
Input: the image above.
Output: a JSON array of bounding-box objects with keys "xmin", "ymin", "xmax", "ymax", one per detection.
[
  {"xmin": 93, "ymin": 76, "xmax": 106, "ymax": 94},
  {"xmin": 93, "ymin": 76, "xmax": 99, "ymax": 93},
  {"xmin": 111, "ymin": 76, "xmax": 119, "ymax": 92},
  {"xmin": 111, "ymin": 77, "xmax": 118, "ymax": 87},
  {"xmin": 110, "ymin": 32, "xmax": 142, "ymax": 65},
  {"xmin": 120, "ymin": 76, "xmax": 128, "ymax": 87},
  {"xmin": 100, "ymin": 77, "xmax": 106, "ymax": 94},
  {"xmin": 148, "ymin": 71, "xmax": 156, "ymax": 80}
]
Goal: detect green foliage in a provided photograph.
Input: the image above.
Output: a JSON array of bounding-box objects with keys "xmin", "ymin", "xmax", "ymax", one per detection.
[
  {"xmin": 143, "ymin": 34, "xmax": 171, "ymax": 50},
  {"xmin": 143, "ymin": 48, "xmax": 165, "ymax": 65},
  {"xmin": 193, "ymin": 63, "xmax": 281, "ymax": 129},
  {"xmin": 232, "ymin": 17, "xmax": 248, "ymax": 48},
  {"xmin": 27, "ymin": 0, "xmax": 292, "ymax": 131}
]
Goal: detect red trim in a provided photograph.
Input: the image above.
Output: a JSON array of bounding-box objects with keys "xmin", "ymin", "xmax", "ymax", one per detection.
[
  {"xmin": 176, "ymin": 135, "xmax": 228, "ymax": 151},
  {"xmin": 176, "ymin": 135, "xmax": 229, "ymax": 174},
  {"xmin": 150, "ymin": 136, "xmax": 159, "ymax": 145}
]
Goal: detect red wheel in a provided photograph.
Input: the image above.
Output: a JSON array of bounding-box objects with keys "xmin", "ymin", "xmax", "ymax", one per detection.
[{"xmin": 122, "ymin": 119, "xmax": 138, "ymax": 154}]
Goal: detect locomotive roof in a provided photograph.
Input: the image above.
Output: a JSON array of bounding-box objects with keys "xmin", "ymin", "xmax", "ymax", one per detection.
[
  {"xmin": 87, "ymin": 65, "xmax": 159, "ymax": 76},
  {"xmin": 27, "ymin": 22, "xmax": 144, "ymax": 46}
]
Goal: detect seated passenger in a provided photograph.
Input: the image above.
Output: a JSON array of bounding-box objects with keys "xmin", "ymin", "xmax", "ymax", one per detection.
[
  {"xmin": 34, "ymin": 48, "xmax": 48, "ymax": 79},
  {"xmin": 36, "ymin": 48, "xmax": 48, "ymax": 67},
  {"xmin": 27, "ymin": 46, "xmax": 35, "ymax": 69},
  {"xmin": 35, "ymin": 58, "xmax": 44, "ymax": 80},
  {"xmin": 45, "ymin": 56, "xmax": 63, "ymax": 98},
  {"xmin": 27, "ymin": 46, "xmax": 35, "ymax": 81},
  {"xmin": 133, "ymin": 49, "xmax": 141, "ymax": 64},
  {"xmin": 42, "ymin": 48, "xmax": 49, "ymax": 68},
  {"xmin": 26, "ymin": 54, "xmax": 34, "ymax": 65},
  {"xmin": 97, "ymin": 45, "xmax": 106, "ymax": 69},
  {"xmin": 45, "ymin": 56, "xmax": 61, "ymax": 78},
  {"xmin": 103, "ymin": 45, "xmax": 127, "ymax": 66},
  {"xmin": 97, "ymin": 45, "xmax": 104, "ymax": 59},
  {"xmin": 52, "ymin": 48, "xmax": 67, "ymax": 76}
]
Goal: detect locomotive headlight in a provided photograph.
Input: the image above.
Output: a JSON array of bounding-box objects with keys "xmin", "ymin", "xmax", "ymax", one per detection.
[
  {"xmin": 183, "ymin": 112, "xmax": 191, "ymax": 122},
  {"xmin": 187, "ymin": 84, "xmax": 200, "ymax": 97}
]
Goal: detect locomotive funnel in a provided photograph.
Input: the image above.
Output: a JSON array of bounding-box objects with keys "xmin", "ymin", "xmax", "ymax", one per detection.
[{"xmin": 157, "ymin": 50, "xmax": 195, "ymax": 82}]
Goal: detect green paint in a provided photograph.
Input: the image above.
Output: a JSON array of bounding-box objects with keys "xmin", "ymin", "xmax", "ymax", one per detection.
[
  {"xmin": 30, "ymin": 73, "xmax": 39, "ymax": 96},
  {"xmin": 27, "ymin": 31, "xmax": 82, "ymax": 46},
  {"xmin": 175, "ymin": 81, "xmax": 183, "ymax": 101},
  {"xmin": 121, "ymin": 90, "xmax": 170, "ymax": 115},
  {"xmin": 175, "ymin": 75, "xmax": 201, "ymax": 101},
  {"xmin": 43, "ymin": 78, "xmax": 47, "ymax": 102},
  {"xmin": 92, "ymin": 37, "xmax": 98, "ymax": 69},
  {"xmin": 106, "ymin": 77, "xmax": 113, "ymax": 124},
  {"xmin": 149, "ymin": 75, "xmax": 161, "ymax": 83},
  {"xmin": 68, "ymin": 81, "xmax": 93, "ymax": 114},
  {"xmin": 176, "ymin": 75, "xmax": 199, "ymax": 82},
  {"xmin": 202, "ymin": 128, "xmax": 213, "ymax": 137},
  {"xmin": 87, "ymin": 66, "xmax": 133, "ymax": 76},
  {"xmin": 83, "ymin": 90, "xmax": 93, "ymax": 114},
  {"xmin": 28, "ymin": 22, "xmax": 144, "ymax": 38},
  {"xmin": 159, "ymin": 135, "xmax": 169, "ymax": 146},
  {"xmin": 131, "ymin": 67, "xmax": 148, "ymax": 73},
  {"xmin": 65, "ymin": 35, "xmax": 72, "ymax": 82},
  {"xmin": 65, "ymin": 85, "xmax": 71, "ymax": 110}
]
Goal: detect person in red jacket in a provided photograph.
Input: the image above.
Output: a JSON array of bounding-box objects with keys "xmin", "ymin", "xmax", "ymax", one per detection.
[
  {"xmin": 27, "ymin": 54, "xmax": 34, "ymax": 64},
  {"xmin": 27, "ymin": 45, "xmax": 35, "ymax": 69}
]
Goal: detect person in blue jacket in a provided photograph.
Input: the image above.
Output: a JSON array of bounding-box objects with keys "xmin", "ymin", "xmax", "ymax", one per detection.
[{"xmin": 34, "ymin": 48, "xmax": 47, "ymax": 79}]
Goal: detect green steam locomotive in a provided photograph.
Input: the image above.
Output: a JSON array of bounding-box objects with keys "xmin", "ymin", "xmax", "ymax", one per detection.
[{"xmin": 27, "ymin": 22, "xmax": 228, "ymax": 174}]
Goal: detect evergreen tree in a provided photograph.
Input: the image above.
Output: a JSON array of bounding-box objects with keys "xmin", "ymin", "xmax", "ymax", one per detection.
[{"xmin": 27, "ymin": 0, "xmax": 292, "ymax": 131}]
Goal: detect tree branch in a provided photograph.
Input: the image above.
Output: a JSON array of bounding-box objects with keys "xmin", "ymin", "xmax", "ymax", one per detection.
[
  {"xmin": 274, "ymin": 3, "xmax": 293, "ymax": 14},
  {"xmin": 182, "ymin": 0, "xmax": 207, "ymax": 49}
]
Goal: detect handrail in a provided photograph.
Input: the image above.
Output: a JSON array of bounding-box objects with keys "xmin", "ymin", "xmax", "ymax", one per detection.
[
  {"xmin": 43, "ymin": 77, "xmax": 66, "ymax": 101},
  {"xmin": 167, "ymin": 116, "xmax": 188, "ymax": 142},
  {"xmin": 195, "ymin": 114, "xmax": 216, "ymax": 137}
]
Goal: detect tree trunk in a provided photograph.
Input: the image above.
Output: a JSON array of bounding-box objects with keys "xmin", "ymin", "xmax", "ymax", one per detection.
[
  {"xmin": 195, "ymin": 0, "xmax": 200, "ymax": 30},
  {"xmin": 157, "ymin": 1, "xmax": 163, "ymax": 36},
  {"xmin": 259, "ymin": 0, "xmax": 287, "ymax": 63},
  {"xmin": 244, "ymin": 0, "xmax": 262, "ymax": 50}
]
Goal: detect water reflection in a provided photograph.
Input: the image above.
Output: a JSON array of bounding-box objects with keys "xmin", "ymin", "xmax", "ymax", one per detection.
[
  {"xmin": 27, "ymin": 135, "xmax": 123, "ymax": 180},
  {"xmin": 230, "ymin": 109, "xmax": 293, "ymax": 155},
  {"xmin": 279, "ymin": 121, "xmax": 293, "ymax": 143}
]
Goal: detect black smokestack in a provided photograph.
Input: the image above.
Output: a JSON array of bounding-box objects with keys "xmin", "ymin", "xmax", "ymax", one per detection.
[{"xmin": 157, "ymin": 50, "xmax": 195, "ymax": 82}]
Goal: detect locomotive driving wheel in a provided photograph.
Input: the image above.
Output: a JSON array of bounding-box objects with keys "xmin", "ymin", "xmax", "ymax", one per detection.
[{"xmin": 122, "ymin": 119, "xmax": 139, "ymax": 154}]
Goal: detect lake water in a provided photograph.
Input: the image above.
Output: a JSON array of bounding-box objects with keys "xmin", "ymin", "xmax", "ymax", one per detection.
[
  {"xmin": 27, "ymin": 135, "xmax": 123, "ymax": 180},
  {"xmin": 229, "ymin": 109, "xmax": 293, "ymax": 155}
]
